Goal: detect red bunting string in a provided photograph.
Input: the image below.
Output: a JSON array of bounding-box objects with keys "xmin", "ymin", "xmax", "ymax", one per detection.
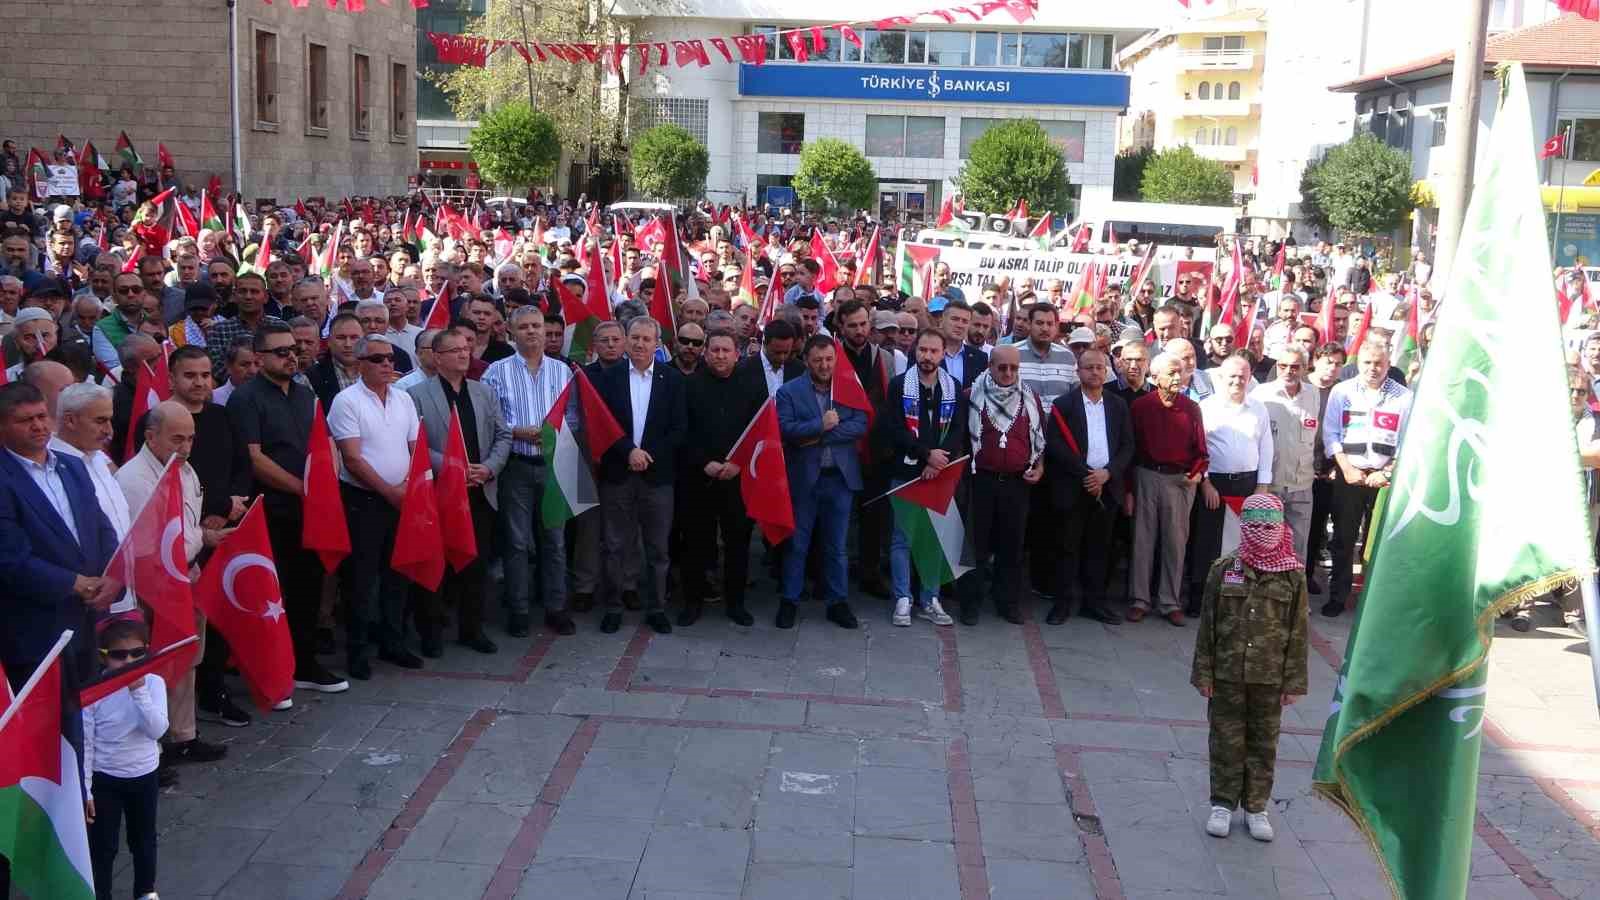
[{"xmin": 412, "ymin": 0, "xmax": 1036, "ymax": 71}]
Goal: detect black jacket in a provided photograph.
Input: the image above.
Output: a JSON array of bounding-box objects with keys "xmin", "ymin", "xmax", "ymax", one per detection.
[
  {"xmin": 943, "ymin": 344, "xmax": 989, "ymax": 392},
  {"xmin": 306, "ymin": 356, "xmax": 352, "ymax": 412},
  {"xmin": 595, "ymin": 362, "xmax": 688, "ymax": 486},
  {"xmin": 683, "ymin": 366, "xmax": 768, "ymax": 474},
  {"xmin": 1044, "ymin": 387, "xmax": 1135, "ymax": 511},
  {"xmin": 733, "ymin": 352, "xmax": 803, "ymax": 400},
  {"xmin": 878, "ymin": 370, "xmax": 968, "ymax": 482}
]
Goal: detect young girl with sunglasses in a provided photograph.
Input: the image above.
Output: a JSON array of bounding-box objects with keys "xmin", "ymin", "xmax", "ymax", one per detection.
[{"xmin": 82, "ymin": 618, "xmax": 167, "ymax": 900}]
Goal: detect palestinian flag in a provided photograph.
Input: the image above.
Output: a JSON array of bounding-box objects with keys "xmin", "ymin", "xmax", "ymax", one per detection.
[
  {"xmin": 25, "ymin": 148, "xmax": 50, "ymax": 201},
  {"xmin": 1124, "ymin": 242, "xmax": 1159, "ymax": 295},
  {"xmin": 115, "ymin": 131, "xmax": 143, "ymax": 170},
  {"xmin": 557, "ymin": 278, "xmax": 600, "ymax": 360},
  {"xmin": 234, "ymin": 201, "xmax": 253, "ymax": 243},
  {"xmin": 539, "ymin": 370, "xmax": 624, "ymax": 528},
  {"xmin": 1028, "ymin": 212, "xmax": 1052, "ymax": 249},
  {"xmin": 735, "ymin": 252, "xmax": 758, "ymax": 306},
  {"xmin": 656, "ymin": 211, "xmax": 699, "ymax": 301},
  {"xmin": 1067, "ymin": 260, "xmax": 1099, "ymax": 312},
  {"xmin": 884, "ymin": 459, "xmax": 972, "ymax": 588},
  {"xmin": 853, "ymin": 225, "xmax": 881, "ymax": 288},
  {"xmin": 895, "ymin": 233, "xmax": 941, "ymax": 297},
  {"xmin": 0, "ymin": 633, "xmax": 95, "ymax": 900},
  {"xmin": 200, "ymin": 191, "xmax": 223, "ymax": 233},
  {"xmin": 416, "ymin": 222, "xmax": 437, "ymax": 257}
]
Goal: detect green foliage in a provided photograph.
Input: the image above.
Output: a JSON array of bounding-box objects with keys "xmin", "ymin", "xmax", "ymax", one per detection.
[
  {"xmin": 955, "ymin": 120, "xmax": 1070, "ymax": 214},
  {"xmin": 467, "ymin": 102, "xmax": 561, "ymax": 191},
  {"xmin": 1114, "ymin": 147, "xmax": 1153, "ymax": 201},
  {"xmin": 792, "ymin": 139, "xmax": 877, "ymax": 212},
  {"xmin": 628, "ymin": 124, "xmax": 709, "ymax": 200},
  {"xmin": 1138, "ymin": 146, "xmax": 1235, "ymax": 205},
  {"xmin": 1297, "ymin": 155, "xmax": 1330, "ymax": 231},
  {"xmin": 1299, "ymin": 133, "xmax": 1415, "ymax": 236}
]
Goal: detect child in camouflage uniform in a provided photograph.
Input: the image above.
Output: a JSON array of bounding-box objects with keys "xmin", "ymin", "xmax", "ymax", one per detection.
[{"xmin": 1191, "ymin": 493, "xmax": 1309, "ymax": 842}]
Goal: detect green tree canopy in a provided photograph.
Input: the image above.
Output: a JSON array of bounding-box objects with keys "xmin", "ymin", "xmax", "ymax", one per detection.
[
  {"xmin": 467, "ymin": 102, "xmax": 561, "ymax": 191},
  {"xmin": 792, "ymin": 139, "xmax": 877, "ymax": 212},
  {"xmin": 955, "ymin": 120, "xmax": 1070, "ymax": 214},
  {"xmin": 628, "ymin": 124, "xmax": 709, "ymax": 200},
  {"xmin": 1114, "ymin": 147, "xmax": 1153, "ymax": 202},
  {"xmin": 1138, "ymin": 146, "xmax": 1235, "ymax": 205},
  {"xmin": 1299, "ymin": 132, "xmax": 1415, "ymax": 235}
]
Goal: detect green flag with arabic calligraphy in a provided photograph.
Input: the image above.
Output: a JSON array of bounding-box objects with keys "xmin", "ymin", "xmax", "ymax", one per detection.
[{"xmin": 1311, "ymin": 63, "xmax": 1595, "ymax": 899}]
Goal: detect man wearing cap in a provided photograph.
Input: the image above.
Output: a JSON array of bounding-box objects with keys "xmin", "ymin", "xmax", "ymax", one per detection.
[
  {"xmin": 5, "ymin": 306, "xmax": 58, "ymax": 382},
  {"xmin": 168, "ymin": 283, "xmax": 217, "ymax": 349},
  {"xmin": 871, "ymin": 309, "xmax": 908, "ymax": 375},
  {"xmin": 1066, "ymin": 327, "xmax": 1096, "ymax": 359}
]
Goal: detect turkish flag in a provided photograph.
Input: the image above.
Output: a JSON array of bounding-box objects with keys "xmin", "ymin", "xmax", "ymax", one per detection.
[
  {"xmin": 1541, "ymin": 131, "xmax": 1568, "ymax": 160},
  {"xmin": 421, "ymin": 279, "xmax": 453, "ymax": 330},
  {"xmin": 391, "ymin": 428, "xmax": 446, "ymax": 591},
  {"xmin": 301, "ymin": 399, "xmax": 351, "ymax": 571},
  {"xmin": 648, "ymin": 259, "xmax": 678, "ymax": 346},
  {"xmin": 121, "ymin": 362, "xmax": 160, "ymax": 462},
  {"xmin": 726, "ymin": 398, "xmax": 795, "ymax": 544},
  {"xmin": 102, "ymin": 459, "xmax": 196, "ymax": 654},
  {"xmin": 584, "ymin": 233, "xmax": 613, "ymax": 316},
  {"xmin": 573, "ymin": 368, "xmax": 625, "ymax": 463},
  {"xmin": 829, "ymin": 338, "xmax": 875, "ymax": 426},
  {"xmin": 195, "ymin": 501, "xmax": 294, "ymax": 710},
  {"xmin": 809, "ymin": 230, "xmax": 842, "ymax": 294},
  {"xmin": 438, "ymin": 407, "xmax": 478, "ymax": 573}
]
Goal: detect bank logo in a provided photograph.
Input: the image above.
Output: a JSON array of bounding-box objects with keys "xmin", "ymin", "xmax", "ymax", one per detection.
[{"xmin": 927, "ymin": 70, "xmax": 941, "ymax": 99}]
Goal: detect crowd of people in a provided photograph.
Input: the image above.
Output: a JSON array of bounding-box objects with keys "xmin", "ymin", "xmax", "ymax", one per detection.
[{"xmin": 2, "ymin": 164, "xmax": 1595, "ymax": 895}]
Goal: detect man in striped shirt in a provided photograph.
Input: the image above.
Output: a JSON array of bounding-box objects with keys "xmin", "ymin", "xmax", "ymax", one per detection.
[{"xmin": 483, "ymin": 305, "xmax": 576, "ymax": 637}]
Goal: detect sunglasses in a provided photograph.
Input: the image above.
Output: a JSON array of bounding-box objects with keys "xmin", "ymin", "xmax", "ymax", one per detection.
[
  {"xmin": 363, "ymin": 353, "xmax": 395, "ymax": 364},
  {"xmin": 678, "ymin": 338, "xmax": 705, "ymax": 348},
  {"xmin": 262, "ymin": 346, "xmax": 296, "ymax": 358},
  {"xmin": 101, "ymin": 646, "xmax": 149, "ymax": 661}
]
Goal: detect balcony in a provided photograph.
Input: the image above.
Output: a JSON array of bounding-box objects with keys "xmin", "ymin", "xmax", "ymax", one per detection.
[
  {"xmin": 1179, "ymin": 98, "xmax": 1259, "ymax": 119},
  {"xmin": 1191, "ymin": 143, "xmax": 1253, "ymax": 163},
  {"xmin": 1177, "ymin": 49, "xmax": 1259, "ymax": 71}
]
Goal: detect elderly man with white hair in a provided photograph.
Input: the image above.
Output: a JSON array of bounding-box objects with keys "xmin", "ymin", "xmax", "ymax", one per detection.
[
  {"xmin": 6, "ymin": 307, "xmax": 58, "ymax": 381},
  {"xmin": 51, "ymin": 382, "xmax": 132, "ymax": 594},
  {"xmin": 0, "ymin": 274, "xmax": 23, "ymax": 334},
  {"xmin": 1127, "ymin": 351, "xmax": 1210, "ymax": 626},
  {"xmin": 1188, "ymin": 354, "xmax": 1274, "ymax": 617}
]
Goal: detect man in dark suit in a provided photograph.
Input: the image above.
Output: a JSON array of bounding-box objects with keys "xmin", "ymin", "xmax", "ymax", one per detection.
[
  {"xmin": 776, "ymin": 335, "xmax": 868, "ymax": 630},
  {"xmin": 594, "ymin": 316, "xmax": 687, "ymax": 635},
  {"xmin": 734, "ymin": 319, "xmax": 803, "ymax": 401},
  {"xmin": 306, "ymin": 312, "xmax": 365, "ymax": 412},
  {"xmin": 1044, "ymin": 348, "xmax": 1135, "ymax": 625},
  {"xmin": 0, "ymin": 381, "xmax": 121, "ymax": 684},
  {"xmin": 570, "ymin": 319, "xmax": 633, "ymax": 610},
  {"xmin": 407, "ymin": 328, "xmax": 512, "ymax": 654},
  {"xmin": 938, "ymin": 298, "xmax": 989, "ymax": 391}
]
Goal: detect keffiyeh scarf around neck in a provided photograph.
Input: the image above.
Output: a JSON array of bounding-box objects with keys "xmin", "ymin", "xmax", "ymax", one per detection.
[
  {"xmin": 1238, "ymin": 493, "xmax": 1301, "ymax": 572},
  {"xmin": 968, "ymin": 370, "xmax": 1044, "ymax": 465}
]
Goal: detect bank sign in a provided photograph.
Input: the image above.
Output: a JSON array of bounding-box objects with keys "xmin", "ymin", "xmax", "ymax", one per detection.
[{"xmin": 738, "ymin": 63, "xmax": 1129, "ymax": 108}]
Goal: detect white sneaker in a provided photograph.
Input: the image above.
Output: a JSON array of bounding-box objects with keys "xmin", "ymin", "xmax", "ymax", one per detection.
[
  {"xmin": 917, "ymin": 599, "xmax": 955, "ymax": 626},
  {"xmin": 892, "ymin": 597, "xmax": 912, "ymax": 627},
  {"xmin": 272, "ymin": 698, "xmax": 293, "ymax": 711},
  {"xmin": 1246, "ymin": 811, "xmax": 1274, "ymax": 842},
  {"xmin": 1205, "ymin": 806, "xmax": 1232, "ymax": 838}
]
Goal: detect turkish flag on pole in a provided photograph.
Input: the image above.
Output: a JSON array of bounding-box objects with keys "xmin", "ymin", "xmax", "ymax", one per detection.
[
  {"xmin": 1541, "ymin": 131, "xmax": 1568, "ymax": 160},
  {"xmin": 438, "ymin": 407, "xmax": 478, "ymax": 573},
  {"xmin": 648, "ymin": 261, "xmax": 678, "ymax": 346},
  {"xmin": 726, "ymin": 398, "xmax": 795, "ymax": 544},
  {"xmin": 195, "ymin": 501, "xmax": 294, "ymax": 710},
  {"xmin": 421, "ymin": 279, "xmax": 453, "ymax": 330},
  {"xmin": 391, "ymin": 429, "xmax": 447, "ymax": 591},
  {"xmin": 853, "ymin": 225, "xmax": 881, "ymax": 288},
  {"xmin": 829, "ymin": 338, "xmax": 875, "ymax": 426},
  {"xmin": 301, "ymin": 399, "xmax": 351, "ymax": 572},
  {"xmin": 810, "ymin": 230, "xmax": 842, "ymax": 293},
  {"xmin": 102, "ymin": 459, "xmax": 196, "ymax": 653},
  {"xmin": 121, "ymin": 362, "xmax": 160, "ymax": 462}
]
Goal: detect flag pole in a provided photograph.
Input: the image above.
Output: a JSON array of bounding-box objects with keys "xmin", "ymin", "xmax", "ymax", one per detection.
[
  {"xmin": 1583, "ymin": 575, "xmax": 1600, "ymax": 719},
  {"xmin": 861, "ymin": 455, "xmax": 973, "ymax": 506},
  {"xmin": 1554, "ymin": 122, "xmax": 1573, "ymax": 265},
  {"xmin": 0, "ymin": 631, "xmax": 73, "ymax": 733}
]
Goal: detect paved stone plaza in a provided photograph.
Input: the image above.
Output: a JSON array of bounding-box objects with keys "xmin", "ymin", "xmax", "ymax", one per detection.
[{"xmin": 102, "ymin": 581, "xmax": 1600, "ymax": 900}]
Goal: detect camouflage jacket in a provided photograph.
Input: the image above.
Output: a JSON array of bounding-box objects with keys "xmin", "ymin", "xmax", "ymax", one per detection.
[{"xmin": 1190, "ymin": 555, "xmax": 1309, "ymax": 694}]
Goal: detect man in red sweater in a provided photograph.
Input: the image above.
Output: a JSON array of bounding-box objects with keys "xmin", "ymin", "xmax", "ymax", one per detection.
[{"xmin": 1128, "ymin": 352, "xmax": 1209, "ymax": 625}]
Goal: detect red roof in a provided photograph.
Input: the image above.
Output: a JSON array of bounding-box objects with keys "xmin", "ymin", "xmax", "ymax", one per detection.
[{"xmin": 1330, "ymin": 13, "xmax": 1600, "ymax": 92}]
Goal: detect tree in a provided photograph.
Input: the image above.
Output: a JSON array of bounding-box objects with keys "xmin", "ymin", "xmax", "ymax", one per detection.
[
  {"xmin": 629, "ymin": 124, "xmax": 709, "ymax": 200},
  {"xmin": 1297, "ymin": 155, "xmax": 1330, "ymax": 231},
  {"xmin": 1138, "ymin": 146, "xmax": 1235, "ymax": 205},
  {"xmin": 467, "ymin": 102, "xmax": 561, "ymax": 191},
  {"xmin": 792, "ymin": 139, "xmax": 877, "ymax": 212},
  {"xmin": 1299, "ymin": 132, "xmax": 1415, "ymax": 236},
  {"xmin": 1114, "ymin": 147, "xmax": 1153, "ymax": 202},
  {"xmin": 955, "ymin": 120, "xmax": 1070, "ymax": 214}
]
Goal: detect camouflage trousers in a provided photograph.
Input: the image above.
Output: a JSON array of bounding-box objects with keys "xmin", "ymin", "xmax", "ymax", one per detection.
[{"xmin": 1208, "ymin": 680, "xmax": 1284, "ymax": 813}]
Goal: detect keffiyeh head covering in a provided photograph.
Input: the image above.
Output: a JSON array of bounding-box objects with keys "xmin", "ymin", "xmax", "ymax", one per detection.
[{"xmin": 1238, "ymin": 493, "xmax": 1301, "ymax": 572}]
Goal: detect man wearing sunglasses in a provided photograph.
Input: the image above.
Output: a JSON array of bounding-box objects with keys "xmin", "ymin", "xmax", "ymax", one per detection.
[
  {"xmin": 671, "ymin": 322, "xmax": 706, "ymax": 377},
  {"xmin": 327, "ymin": 334, "xmax": 424, "ymax": 678},
  {"xmin": 92, "ymin": 271, "xmax": 148, "ymax": 371}
]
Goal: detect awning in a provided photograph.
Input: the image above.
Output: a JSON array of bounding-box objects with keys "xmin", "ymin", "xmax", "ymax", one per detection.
[{"xmin": 1542, "ymin": 184, "xmax": 1600, "ymax": 212}]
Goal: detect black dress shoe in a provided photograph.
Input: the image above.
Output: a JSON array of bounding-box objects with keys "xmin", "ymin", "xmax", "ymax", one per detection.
[
  {"xmin": 622, "ymin": 589, "xmax": 642, "ymax": 611},
  {"xmin": 458, "ymin": 633, "xmax": 500, "ymax": 654},
  {"xmin": 676, "ymin": 602, "xmax": 702, "ymax": 627},
  {"xmin": 543, "ymin": 612, "xmax": 576, "ymax": 636},
  {"xmin": 600, "ymin": 613, "xmax": 622, "ymax": 633},
  {"xmin": 571, "ymin": 592, "xmax": 594, "ymax": 612},
  {"xmin": 1320, "ymin": 600, "xmax": 1345, "ymax": 618},
  {"xmin": 507, "ymin": 613, "xmax": 531, "ymax": 638},
  {"xmin": 1000, "ymin": 604, "xmax": 1023, "ymax": 625},
  {"xmin": 959, "ymin": 603, "xmax": 980, "ymax": 626},
  {"xmin": 419, "ymin": 634, "xmax": 444, "ymax": 659},
  {"xmin": 726, "ymin": 606, "xmax": 754, "ymax": 627},
  {"xmin": 1045, "ymin": 603, "xmax": 1071, "ymax": 626},
  {"xmin": 348, "ymin": 658, "xmax": 372, "ymax": 681},
  {"xmin": 1085, "ymin": 607, "xmax": 1123, "ymax": 626},
  {"xmin": 825, "ymin": 603, "xmax": 859, "ymax": 629},
  {"xmin": 646, "ymin": 612, "xmax": 674, "ymax": 634},
  {"xmin": 379, "ymin": 648, "xmax": 424, "ymax": 670},
  {"xmin": 775, "ymin": 601, "xmax": 798, "ymax": 629},
  {"xmin": 166, "ymin": 738, "xmax": 228, "ymax": 764}
]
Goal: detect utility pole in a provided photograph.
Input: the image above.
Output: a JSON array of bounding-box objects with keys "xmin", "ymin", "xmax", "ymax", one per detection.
[
  {"xmin": 1431, "ymin": 0, "xmax": 1491, "ymax": 288},
  {"xmin": 516, "ymin": 1, "xmax": 537, "ymax": 108}
]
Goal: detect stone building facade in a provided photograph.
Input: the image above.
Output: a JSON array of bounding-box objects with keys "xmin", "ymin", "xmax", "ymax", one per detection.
[{"xmin": 0, "ymin": 0, "xmax": 416, "ymax": 202}]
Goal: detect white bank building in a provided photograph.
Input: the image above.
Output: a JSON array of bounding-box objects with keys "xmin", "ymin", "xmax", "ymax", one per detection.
[{"xmin": 619, "ymin": 0, "xmax": 1164, "ymax": 222}]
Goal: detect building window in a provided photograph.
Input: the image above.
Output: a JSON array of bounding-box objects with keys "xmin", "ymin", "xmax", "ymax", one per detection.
[
  {"xmin": 928, "ymin": 31, "xmax": 971, "ymax": 66},
  {"xmin": 1213, "ymin": 82, "xmax": 1224, "ymax": 99},
  {"xmin": 1019, "ymin": 32, "xmax": 1067, "ymax": 68},
  {"xmin": 960, "ymin": 118, "xmax": 1084, "ymax": 162},
  {"xmin": 755, "ymin": 174, "xmax": 796, "ymax": 209},
  {"xmin": 907, "ymin": 30, "xmax": 929, "ymax": 64},
  {"xmin": 253, "ymin": 29, "xmax": 278, "ymax": 126},
  {"xmin": 1198, "ymin": 83, "xmax": 1210, "ymax": 100},
  {"xmin": 632, "ymin": 97, "xmax": 710, "ymax": 144},
  {"xmin": 352, "ymin": 51, "xmax": 371, "ymax": 138},
  {"xmin": 867, "ymin": 115, "xmax": 945, "ymax": 158},
  {"xmin": 391, "ymin": 62, "xmax": 409, "ymax": 139},
  {"xmin": 1086, "ymin": 34, "xmax": 1114, "ymax": 69},
  {"xmin": 1228, "ymin": 81, "xmax": 1241, "ymax": 100},
  {"xmin": 747, "ymin": 24, "xmax": 1114, "ymax": 70},
  {"xmin": 1224, "ymin": 127, "xmax": 1237, "ymax": 145},
  {"xmin": 307, "ymin": 43, "xmax": 328, "ymax": 132},
  {"xmin": 757, "ymin": 112, "xmax": 804, "ymax": 154},
  {"xmin": 1195, "ymin": 128, "xmax": 1208, "ymax": 145},
  {"xmin": 1202, "ymin": 35, "xmax": 1246, "ymax": 54},
  {"xmin": 864, "ymin": 28, "xmax": 907, "ymax": 63},
  {"xmin": 1430, "ymin": 109, "xmax": 1447, "ymax": 147},
  {"xmin": 973, "ymin": 31, "xmax": 999, "ymax": 66}
]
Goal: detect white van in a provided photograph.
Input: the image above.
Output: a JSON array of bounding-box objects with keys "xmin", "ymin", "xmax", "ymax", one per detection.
[{"xmin": 914, "ymin": 229, "xmax": 1037, "ymax": 252}]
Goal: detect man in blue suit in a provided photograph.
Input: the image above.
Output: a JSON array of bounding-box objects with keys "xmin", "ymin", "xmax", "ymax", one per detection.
[
  {"xmin": 775, "ymin": 335, "xmax": 867, "ymax": 630},
  {"xmin": 0, "ymin": 381, "xmax": 121, "ymax": 688}
]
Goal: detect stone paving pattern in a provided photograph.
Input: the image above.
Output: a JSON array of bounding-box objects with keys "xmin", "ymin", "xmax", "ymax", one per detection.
[{"xmin": 88, "ymin": 578, "xmax": 1600, "ymax": 900}]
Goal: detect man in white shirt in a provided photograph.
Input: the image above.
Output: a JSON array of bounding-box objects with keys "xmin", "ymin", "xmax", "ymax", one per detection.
[
  {"xmin": 1188, "ymin": 355, "xmax": 1274, "ymax": 615},
  {"xmin": 51, "ymin": 383, "xmax": 131, "ymax": 611},
  {"xmin": 1251, "ymin": 348, "xmax": 1322, "ymax": 561},
  {"xmin": 117, "ymin": 400, "xmax": 230, "ymax": 766},
  {"xmin": 327, "ymin": 334, "xmax": 422, "ymax": 679},
  {"xmin": 383, "ymin": 285, "xmax": 424, "ymax": 368}
]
